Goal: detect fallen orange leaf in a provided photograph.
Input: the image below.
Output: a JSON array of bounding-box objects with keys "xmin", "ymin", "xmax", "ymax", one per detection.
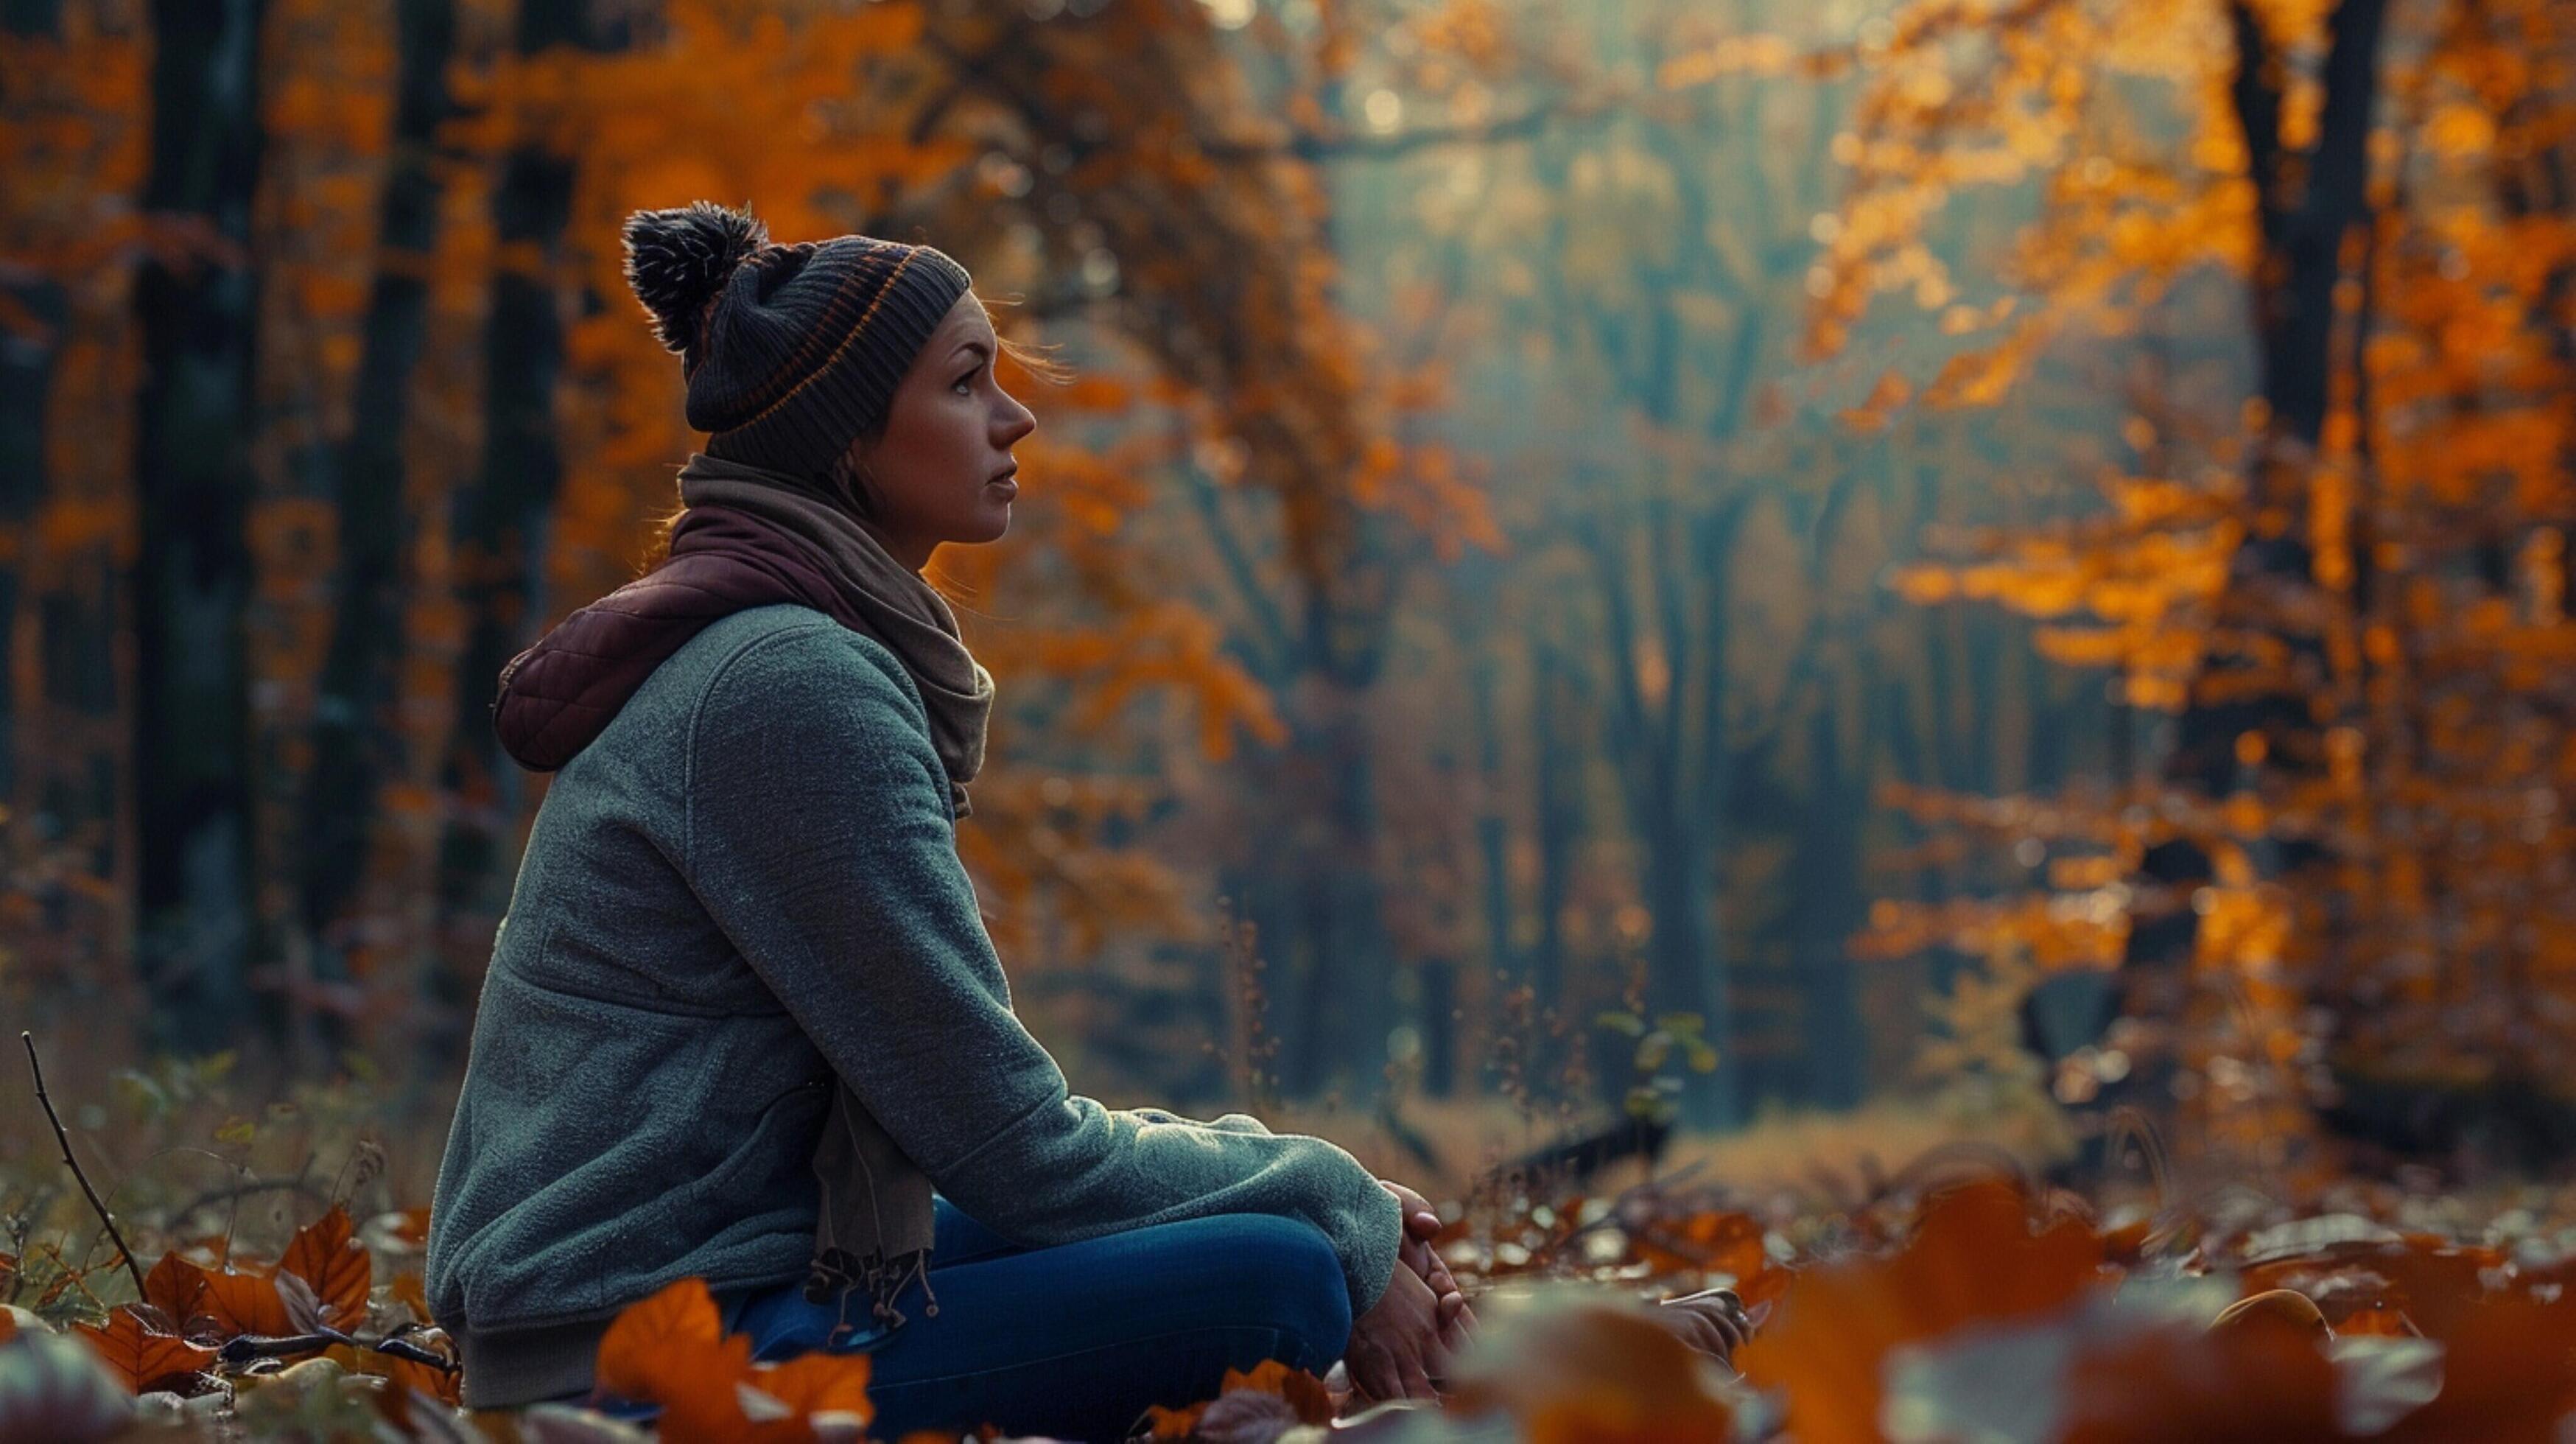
[
  {"xmin": 751, "ymin": 1346, "xmax": 874, "ymax": 1423},
  {"xmin": 2241, "ymin": 1236, "xmax": 2502, "ymax": 1342},
  {"xmin": 280, "ymin": 1204, "xmax": 373, "ymax": 1330},
  {"xmin": 2382, "ymin": 1296, "xmax": 2576, "ymax": 1440},
  {"xmin": 1447, "ymin": 1289, "xmax": 1736, "ymax": 1444},
  {"xmin": 595, "ymin": 1276, "xmax": 730, "ymax": 1387},
  {"xmin": 594, "ymin": 1277, "xmax": 774, "ymax": 1444},
  {"xmin": 73, "ymin": 1305, "xmax": 220, "ymax": 1394},
  {"xmin": 2058, "ymin": 1311, "xmax": 2342, "ymax": 1442},
  {"xmin": 1215, "ymin": 1359, "xmax": 1333, "ymax": 1423},
  {"xmin": 1735, "ymin": 1178, "xmax": 2105, "ymax": 1442},
  {"xmin": 200, "ymin": 1266, "xmax": 292, "ymax": 1338},
  {"xmin": 142, "ymin": 1252, "xmax": 217, "ymax": 1335}
]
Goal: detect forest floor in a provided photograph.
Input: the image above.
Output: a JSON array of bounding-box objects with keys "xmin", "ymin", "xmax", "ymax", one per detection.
[
  {"xmin": 7, "ymin": 1054, "xmax": 2574, "ymax": 1440},
  {"xmin": 1261, "ymin": 1079, "xmax": 2077, "ymax": 1202}
]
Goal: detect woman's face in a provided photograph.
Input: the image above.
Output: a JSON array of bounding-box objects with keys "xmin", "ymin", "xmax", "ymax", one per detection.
[{"xmin": 844, "ymin": 292, "xmax": 1038, "ymax": 570}]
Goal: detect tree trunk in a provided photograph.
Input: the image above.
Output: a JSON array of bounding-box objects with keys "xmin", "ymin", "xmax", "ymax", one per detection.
[
  {"xmin": 295, "ymin": 0, "xmax": 456, "ymax": 1039},
  {"xmin": 1282, "ymin": 675, "xmax": 1397, "ymax": 1096},
  {"xmin": 1327, "ymin": 701, "xmax": 1395, "ymax": 1087},
  {"xmin": 1471, "ymin": 653, "xmax": 1519, "ymax": 998},
  {"xmin": 133, "ymin": 0, "xmax": 268, "ymax": 1051},
  {"xmin": 1529, "ymin": 640, "xmax": 1577, "ymax": 1068},
  {"xmin": 0, "ymin": 3, "xmax": 51, "ymax": 809},
  {"xmin": 1792, "ymin": 691, "xmax": 1870, "ymax": 1109},
  {"xmin": 1, "ymin": 0, "xmax": 60, "ymax": 35},
  {"xmin": 0, "ymin": 276, "xmax": 61, "ymax": 803},
  {"xmin": 2126, "ymin": 0, "xmax": 2390, "ymax": 907},
  {"xmin": 430, "ymin": 0, "xmax": 603, "ymax": 1023},
  {"xmin": 2108, "ymin": 0, "xmax": 2392, "ymax": 1125},
  {"xmin": 1418, "ymin": 956, "xmax": 1456, "ymax": 1098}
]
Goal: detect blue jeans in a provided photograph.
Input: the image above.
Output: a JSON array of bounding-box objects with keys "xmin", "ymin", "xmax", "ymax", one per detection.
[{"xmin": 581, "ymin": 1199, "xmax": 1354, "ymax": 1442}]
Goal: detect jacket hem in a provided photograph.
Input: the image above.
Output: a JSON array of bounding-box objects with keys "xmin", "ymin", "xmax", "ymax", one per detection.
[
  {"xmin": 455, "ymin": 1314, "xmax": 615, "ymax": 1410},
  {"xmin": 449, "ymin": 1275, "xmax": 793, "ymax": 1409}
]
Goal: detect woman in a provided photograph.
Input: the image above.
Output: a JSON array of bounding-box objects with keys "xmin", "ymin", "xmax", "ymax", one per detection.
[{"xmin": 424, "ymin": 201, "xmax": 1741, "ymax": 1440}]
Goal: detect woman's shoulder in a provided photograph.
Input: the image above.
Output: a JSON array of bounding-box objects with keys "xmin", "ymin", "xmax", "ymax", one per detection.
[{"xmin": 680, "ymin": 606, "xmax": 930, "ymax": 737}]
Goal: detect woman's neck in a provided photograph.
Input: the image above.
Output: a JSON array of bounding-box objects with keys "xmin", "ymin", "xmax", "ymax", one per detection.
[{"xmin": 860, "ymin": 518, "xmax": 934, "ymax": 573}]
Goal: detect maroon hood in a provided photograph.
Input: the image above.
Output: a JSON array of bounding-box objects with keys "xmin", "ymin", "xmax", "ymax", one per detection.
[{"xmin": 492, "ymin": 507, "xmax": 850, "ymax": 771}]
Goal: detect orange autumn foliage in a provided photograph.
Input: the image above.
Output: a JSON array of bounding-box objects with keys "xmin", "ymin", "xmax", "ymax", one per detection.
[
  {"xmin": 70, "ymin": 1307, "xmax": 220, "ymax": 1395},
  {"xmin": 143, "ymin": 1204, "xmax": 373, "ymax": 1340},
  {"xmin": 1632, "ymin": 1210, "xmax": 1793, "ymax": 1309},
  {"xmin": 53, "ymin": 1203, "xmax": 466, "ymax": 1408},
  {"xmin": 138, "ymin": 1252, "xmax": 214, "ymax": 1336},
  {"xmin": 2376, "ymin": 1297, "xmax": 2576, "ymax": 1440},
  {"xmin": 1447, "ymin": 1297, "xmax": 1739, "ymax": 1444},
  {"xmin": 1793, "ymin": 0, "xmax": 2576, "ymax": 1169},
  {"xmin": 2052, "ymin": 1309, "xmax": 2346, "ymax": 1443},
  {"xmin": 194, "ymin": 1262, "xmax": 295, "ymax": 1340},
  {"xmin": 593, "ymin": 1275, "xmax": 874, "ymax": 1444},
  {"xmin": 1, "ymin": 0, "xmax": 1514, "ymax": 1059},
  {"xmin": 1140, "ymin": 1358, "xmax": 1334, "ymax": 1438},
  {"xmin": 1733, "ymin": 1178, "xmax": 2108, "ymax": 1440},
  {"xmin": 275, "ymin": 1203, "xmax": 373, "ymax": 1331}
]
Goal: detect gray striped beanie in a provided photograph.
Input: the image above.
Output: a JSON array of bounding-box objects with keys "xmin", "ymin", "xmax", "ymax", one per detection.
[{"xmin": 622, "ymin": 200, "xmax": 974, "ymax": 477}]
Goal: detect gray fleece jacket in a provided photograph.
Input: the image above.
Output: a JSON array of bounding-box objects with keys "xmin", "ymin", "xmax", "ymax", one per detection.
[{"xmin": 424, "ymin": 603, "xmax": 1402, "ymax": 1408}]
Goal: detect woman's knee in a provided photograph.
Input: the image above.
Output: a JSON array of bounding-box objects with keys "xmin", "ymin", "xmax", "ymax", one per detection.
[{"xmin": 1189, "ymin": 1216, "xmax": 1352, "ymax": 1366}]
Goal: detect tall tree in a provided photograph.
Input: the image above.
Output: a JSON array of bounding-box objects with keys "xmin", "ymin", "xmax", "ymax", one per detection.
[
  {"xmin": 427, "ymin": 0, "xmax": 627, "ymax": 1033},
  {"xmin": 293, "ymin": 0, "xmax": 457, "ymax": 1045},
  {"xmin": 1813, "ymin": 0, "xmax": 2576, "ymax": 1163},
  {"xmin": 1506, "ymin": 32, "xmax": 1853, "ymax": 1124},
  {"xmin": 0, "ymin": 1, "xmax": 155, "ymax": 1026},
  {"xmin": 132, "ymin": 0, "xmax": 266, "ymax": 1050}
]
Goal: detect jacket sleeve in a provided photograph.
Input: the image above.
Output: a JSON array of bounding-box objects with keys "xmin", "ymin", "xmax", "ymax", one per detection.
[{"xmin": 683, "ymin": 621, "xmax": 1404, "ymax": 1316}]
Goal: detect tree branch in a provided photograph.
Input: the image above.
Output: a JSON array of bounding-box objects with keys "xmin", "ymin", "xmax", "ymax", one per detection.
[
  {"xmin": 905, "ymin": 28, "xmax": 1036, "ymax": 146},
  {"xmin": 167, "ymin": 1175, "xmax": 340, "ymax": 1230},
  {"xmin": 1200, "ymin": 97, "xmax": 1612, "ymax": 164},
  {"xmin": 23, "ymin": 1032, "xmax": 146, "ymax": 1302},
  {"xmin": 1183, "ymin": 460, "xmax": 1299, "ymax": 686}
]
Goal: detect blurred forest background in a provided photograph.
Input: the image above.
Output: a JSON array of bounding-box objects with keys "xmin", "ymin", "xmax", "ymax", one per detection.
[{"xmin": 2, "ymin": 0, "xmax": 2571, "ymax": 1202}]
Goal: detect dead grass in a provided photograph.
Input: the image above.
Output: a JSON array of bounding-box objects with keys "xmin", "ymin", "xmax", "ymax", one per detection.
[{"xmin": 1251, "ymin": 1077, "xmax": 2077, "ymax": 1205}]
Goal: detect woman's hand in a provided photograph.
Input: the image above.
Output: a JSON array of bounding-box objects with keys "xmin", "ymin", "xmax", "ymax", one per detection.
[
  {"xmin": 1342, "ymin": 1258, "xmax": 1456, "ymax": 1404},
  {"xmin": 1379, "ymin": 1179, "xmax": 1475, "ymax": 1342},
  {"xmin": 1649, "ymin": 1286, "xmax": 1755, "ymax": 1367}
]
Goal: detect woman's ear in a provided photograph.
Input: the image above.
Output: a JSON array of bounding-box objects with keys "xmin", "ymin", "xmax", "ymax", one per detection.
[{"xmin": 828, "ymin": 441, "xmax": 880, "ymax": 519}]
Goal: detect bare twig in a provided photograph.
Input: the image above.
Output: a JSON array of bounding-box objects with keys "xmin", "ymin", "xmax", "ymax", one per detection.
[
  {"xmin": 169, "ymin": 1176, "xmax": 337, "ymax": 1232},
  {"xmin": 217, "ymin": 1324, "xmax": 458, "ymax": 1374},
  {"xmin": 329, "ymin": 1135, "xmax": 386, "ymax": 1210},
  {"xmin": 3, "ymin": 1199, "xmax": 30, "ymax": 1304},
  {"xmin": 222, "ymin": 1149, "xmax": 318, "ymax": 1272},
  {"xmin": 29, "ymin": 1236, "xmax": 110, "ymax": 1312},
  {"xmin": 22, "ymin": 1031, "xmax": 147, "ymax": 1300},
  {"xmin": 1198, "ymin": 94, "xmax": 1623, "ymax": 163}
]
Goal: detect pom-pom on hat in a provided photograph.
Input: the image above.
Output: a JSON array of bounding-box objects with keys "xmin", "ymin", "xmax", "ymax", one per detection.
[{"xmin": 621, "ymin": 200, "xmax": 974, "ymax": 477}]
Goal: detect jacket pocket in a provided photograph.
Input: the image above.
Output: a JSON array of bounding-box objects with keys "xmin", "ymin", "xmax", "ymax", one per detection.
[{"xmin": 649, "ymin": 1071, "xmax": 834, "ymax": 1256}]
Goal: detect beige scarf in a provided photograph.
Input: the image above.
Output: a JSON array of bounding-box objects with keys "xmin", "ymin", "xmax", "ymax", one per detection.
[
  {"xmin": 675, "ymin": 453, "xmax": 972, "ymax": 1332},
  {"xmin": 675, "ymin": 452, "xmax": 996, "ymax": 819}
]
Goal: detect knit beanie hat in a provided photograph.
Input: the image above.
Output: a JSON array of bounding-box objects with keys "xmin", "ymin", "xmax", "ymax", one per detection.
[{"xmin": 622, "ymin": 200, "xmax": 975, "ymax": 477}]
